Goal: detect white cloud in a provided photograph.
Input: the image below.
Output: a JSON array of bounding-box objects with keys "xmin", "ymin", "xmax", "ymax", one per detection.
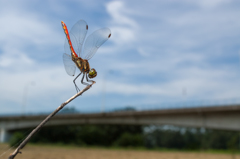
[
  {"xmin": 0, "ymin": 13, "xmax": 61, "ymax": 47},
  {"xmin": 110, "ymin": 26, "xmax": 135, "ymax": 44},
  {"xmin": 106, "ymin": 1, "xmax": 138, "ymax": 45},
  {"xmin": 1, "ymin": 0, "xmax": 240, "ymax": 114},
  {"xmin": 106, "ymin": 1, "xmax": 137, "ymax": 28},
  {"xmin": 137, "ymin": 48, "xmax": 149, "ymax": 57},
  {"xmin": 100, "ymin": 64, "xmax": 240, "ymax": 100},
  {"xmin": 192, "ymin": 0, "xmax": 232, "ymax": 9},
  {"xmin": 0, "ymin": 51, "xmax": 34, "ymax": 67}
]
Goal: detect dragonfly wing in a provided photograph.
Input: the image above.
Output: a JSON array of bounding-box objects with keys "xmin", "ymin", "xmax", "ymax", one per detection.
[
  {"xmin": 82, "ymin": 28, "xmax": 111, "ymax": 60},
  {"xmin": 63, "ymin": 53, "xmax": 76, "ymax": 76},
  {"xmin": 69, "ymin": 20, "xmax": 88, "ymax": 57},
  {"xmin": 64, "ymin": 36, "xmax": 72, "ymax": 56}
]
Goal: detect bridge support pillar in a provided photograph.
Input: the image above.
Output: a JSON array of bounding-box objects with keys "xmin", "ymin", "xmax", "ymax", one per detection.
[{"xmin": 0, "ymin": 128, "xmax": 9, "ymax": 143}]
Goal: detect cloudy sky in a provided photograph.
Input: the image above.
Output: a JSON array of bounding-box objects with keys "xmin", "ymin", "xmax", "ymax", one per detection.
[{"xmin": 0, "ymin": 0, "xmax": 240, "ymax": 114}]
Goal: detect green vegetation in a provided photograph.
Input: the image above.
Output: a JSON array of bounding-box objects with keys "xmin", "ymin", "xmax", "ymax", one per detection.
[
  {"xmin": 9, "ymin": 132, "xmax": 25, "ymax": 147},
  {"xmin": 9, "ymin": 125, "xmax": 240, "ymax": 151},
  {"xmin": 144, "ymin": 126, "xmax": 240, "ymax": 151},
  {"xmin": 10, "ymin": 125, "xmax": 142, "ymax": 147}
]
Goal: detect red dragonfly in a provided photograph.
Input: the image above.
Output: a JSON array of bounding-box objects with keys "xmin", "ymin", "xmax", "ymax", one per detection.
[{"xmin": 61, "ymin": 20, "xmax": 111, "ymax": 92}]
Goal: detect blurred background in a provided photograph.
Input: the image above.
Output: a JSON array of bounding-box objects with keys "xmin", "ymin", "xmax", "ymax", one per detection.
[{"xmin": 1, "ymin": 0, "xmax": 240, "ymax": 158}]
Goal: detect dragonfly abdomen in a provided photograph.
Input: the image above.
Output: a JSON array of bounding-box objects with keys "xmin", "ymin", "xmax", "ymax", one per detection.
[{"xmin": 61, "ymin": 21, "xmax": 78, "ymax": 58}]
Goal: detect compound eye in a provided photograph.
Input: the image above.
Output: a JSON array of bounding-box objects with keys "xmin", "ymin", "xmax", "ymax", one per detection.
[{"xmin": 88, "ymin": 68, "xmax": 97, "ymax": 78}]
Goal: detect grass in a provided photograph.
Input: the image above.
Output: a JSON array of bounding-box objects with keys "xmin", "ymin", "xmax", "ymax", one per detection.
[
  {"xmin": 26, "ymin": 143, "xmax": 240, "ymax": 154},
  {"xmin": 1, "ymin": 143, "xmax": 240, "ymax": 159}
]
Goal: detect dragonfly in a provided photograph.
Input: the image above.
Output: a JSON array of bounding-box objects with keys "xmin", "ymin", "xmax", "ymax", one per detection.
[{"xmin": 61, "ymin": 20, "xmax": 111, "ymax": 92}]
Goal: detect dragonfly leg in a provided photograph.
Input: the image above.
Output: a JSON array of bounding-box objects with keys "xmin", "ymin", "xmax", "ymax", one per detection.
[
  {"xmin": 81, "ymin": 73, "xmax": 89, "ymax": 86},
  {"xmin": 86, "ymin": 74, "xmax": 95, "ymax": 84},
  {"xmin": 73, "ymin": 72, "xmax": 82, "ymax": 92}
]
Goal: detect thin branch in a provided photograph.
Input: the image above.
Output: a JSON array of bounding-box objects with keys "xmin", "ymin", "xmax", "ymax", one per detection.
[{"xmin": 8, "ymin": 82, "xmax": 95, "ymax": 159}]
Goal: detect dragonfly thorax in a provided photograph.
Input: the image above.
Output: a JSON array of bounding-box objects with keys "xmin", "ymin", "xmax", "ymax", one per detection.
[
  {"xmin": 72, "ymin": 57, "xmax": 90, "ymax": 73},
  {"xmin": 73, "ymin": 57, "xmax": 97, "ymax": 78}
]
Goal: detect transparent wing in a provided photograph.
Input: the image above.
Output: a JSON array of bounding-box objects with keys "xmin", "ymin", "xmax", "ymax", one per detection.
[
  {"xmin": 82, "ymin": 28, "xmax": 111, "ymax": 60},
  {"xmin": 64, "ymin": 37, "xmax": 72, "ymax": 56},
  {"xmin": 63, "ymin": 53, "xmax": 76, "ymax": 76},
  {"xmin": 64, "ymin": 20, "xmax": 88, "ymax": 57}
]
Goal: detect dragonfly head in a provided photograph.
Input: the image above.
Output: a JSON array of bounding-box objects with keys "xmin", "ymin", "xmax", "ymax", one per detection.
[{"xmin": 88, "ymin": 68, "xmax": 97, "ymax": 78}]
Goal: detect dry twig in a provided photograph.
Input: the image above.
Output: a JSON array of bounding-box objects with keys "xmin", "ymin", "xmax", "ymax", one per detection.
[{"xmin": 8, "ymin": 83, "xmax": 95, "ymax": 159}]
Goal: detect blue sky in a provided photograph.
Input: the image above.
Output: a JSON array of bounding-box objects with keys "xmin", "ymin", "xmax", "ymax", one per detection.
[{"xmin": 1, "ymin": 0, "xmax": 240, "ymax": 114}]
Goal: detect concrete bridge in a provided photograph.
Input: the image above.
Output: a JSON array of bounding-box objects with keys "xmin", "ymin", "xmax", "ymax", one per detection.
[{"xmin": 1, "ymin": 104, "xmax": 240, "ymax": 142}]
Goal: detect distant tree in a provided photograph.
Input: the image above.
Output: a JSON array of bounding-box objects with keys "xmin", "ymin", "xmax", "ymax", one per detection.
[
  {"xmin": 114, "ymin": 132, "xmax": 143, "ymax": 147},
  {"xmin": 10, "ymin": 124, "xmax": 143, "ymax": 147},
  {"xmin": 9, "ymin": 125, "xmax": 240, "ymax": 150},
  {"xmin": 9, "ymin": 132, "xmax": 25, "ymax": 147}
]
